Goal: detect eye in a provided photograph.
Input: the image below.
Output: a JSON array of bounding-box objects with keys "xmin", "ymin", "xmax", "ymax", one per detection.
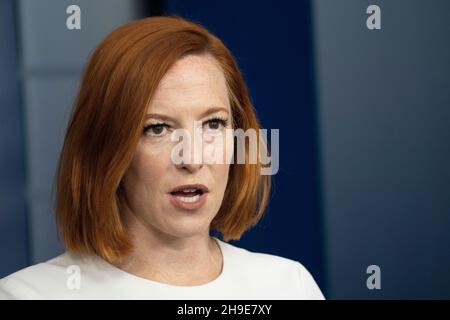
[
  {"xmin": 204, "ymin": 117, "xmax": 228, "ymax": 131},
  {"xmin": 143, "ymin": 123, "xmax": 170, "ymax": 137}
]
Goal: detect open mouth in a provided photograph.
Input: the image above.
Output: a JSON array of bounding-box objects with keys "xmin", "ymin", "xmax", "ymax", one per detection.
[
  {"xmin": 168, "ymin": 184, "xmax": 209, "ymax": 209},
  {"xmin": 170, "ymin": 188, "xmax": 204, "ymax": 203}
]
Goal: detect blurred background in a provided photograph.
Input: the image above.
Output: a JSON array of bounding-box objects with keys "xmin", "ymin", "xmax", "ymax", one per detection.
[{"xmin": 1, "ymin": 0, "xmax": 449, "ymax": 299}]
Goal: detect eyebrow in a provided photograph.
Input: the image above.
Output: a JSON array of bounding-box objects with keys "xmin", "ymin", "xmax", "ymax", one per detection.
[{"xmin": 146, "ymin": 106, "xmax": 229, "ymax": 122}]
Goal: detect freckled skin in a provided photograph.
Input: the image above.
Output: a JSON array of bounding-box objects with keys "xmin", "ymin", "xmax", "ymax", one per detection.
[{"xmin": 121, "ymin": 54, "xmax": 233, "ymax": 239}]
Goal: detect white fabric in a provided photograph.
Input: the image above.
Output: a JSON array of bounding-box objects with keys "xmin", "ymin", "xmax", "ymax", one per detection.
[{"xmin": 0, "ymin": 238, "xmax": 325, "ymax": 299}]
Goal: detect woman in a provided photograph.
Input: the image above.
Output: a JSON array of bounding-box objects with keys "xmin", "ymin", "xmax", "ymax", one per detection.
[{"xmin": 0, "ymin": 16, "xmax": 324, "ymax": 299}]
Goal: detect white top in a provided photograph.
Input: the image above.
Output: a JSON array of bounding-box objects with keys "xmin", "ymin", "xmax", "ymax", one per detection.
[{"xmin": 0, "ymin": 238, "xmax": 325, "ymax": 300}]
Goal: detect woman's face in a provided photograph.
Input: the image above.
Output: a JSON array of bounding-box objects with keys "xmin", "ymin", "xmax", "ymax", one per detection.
[{"xmin": 121, "ymin": 54, "xmax": 233, "ymax": 239}]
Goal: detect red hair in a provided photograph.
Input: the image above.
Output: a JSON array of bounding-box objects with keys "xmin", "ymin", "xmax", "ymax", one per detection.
[{"xmin": 55, "ymin": 16, "xmax": 271, "ymax": 262}]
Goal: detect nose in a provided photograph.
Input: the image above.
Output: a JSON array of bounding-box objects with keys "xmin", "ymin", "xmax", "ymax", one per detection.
[
  {"xmin": 175, "ymin": 158, "xmax": 204, "ymax": 173},
  {"xmin": 174, "ymin": 127, "xmax": 204, "ymax": 173}
]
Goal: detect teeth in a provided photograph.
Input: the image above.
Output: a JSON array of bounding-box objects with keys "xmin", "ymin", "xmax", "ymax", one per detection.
[
  {"xmin": 182, "ymin": 188, "xmax": 197, "ymax": 192},
  {"xmin": 175, "ymin": 194, "xmax": 200, "ymax": 203}
]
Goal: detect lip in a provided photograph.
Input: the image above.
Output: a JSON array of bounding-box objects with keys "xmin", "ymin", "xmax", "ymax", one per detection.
[
  {"xmin": 167, "ymin": 184, "xmax": 210, "ymax": 211},
  {"xmin": 168, "ymin": 192, "xmax": 208, "ymax": 211},
  {"xmin": 169, "ymin": 184, "xmax": 210, "ymax": 194}
]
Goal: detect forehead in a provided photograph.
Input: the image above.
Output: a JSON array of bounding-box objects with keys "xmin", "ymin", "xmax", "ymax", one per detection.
[{"xmin": 148, "ymin": 54, "xmax": 230, "ymax": 114}]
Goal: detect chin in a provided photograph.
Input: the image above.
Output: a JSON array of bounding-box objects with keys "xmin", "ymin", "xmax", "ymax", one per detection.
[{"xmin": 163, "ymin": 217, "xmax": 214, "ymax": 238}]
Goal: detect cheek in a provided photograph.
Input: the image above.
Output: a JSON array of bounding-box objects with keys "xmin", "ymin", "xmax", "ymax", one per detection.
[
  {"xmin": 124, "ymin": 141, "xmax": 172, "ymax": 187},
  {"xmin": 212, "ymin": 163, "xmax": 231, "ymax": 190}
]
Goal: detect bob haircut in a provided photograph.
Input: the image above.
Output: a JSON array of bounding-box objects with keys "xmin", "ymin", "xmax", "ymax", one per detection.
[{"xmin": 55, "ymin": 16, "xmax": 271, "ymax": 262}]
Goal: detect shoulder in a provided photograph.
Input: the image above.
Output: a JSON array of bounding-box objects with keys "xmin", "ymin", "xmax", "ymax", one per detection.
[
  {"xmin": 217, "ymin": 239, "xmax": 325, "ymax": 299},
  {"xmin": 0, "ymin": 252, "xmax": 92, "ymax": 299}
]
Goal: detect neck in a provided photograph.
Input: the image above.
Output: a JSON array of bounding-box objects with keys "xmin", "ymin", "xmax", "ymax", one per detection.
[{"xmin": 113, "ymin": 212, "xmax": 223, "ymax": 286}]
